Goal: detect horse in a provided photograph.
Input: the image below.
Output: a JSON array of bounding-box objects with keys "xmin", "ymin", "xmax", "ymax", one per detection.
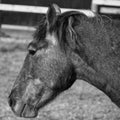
[{"xmin": 8, "ymin": 4, "xmax": 120, "ymax": 118}]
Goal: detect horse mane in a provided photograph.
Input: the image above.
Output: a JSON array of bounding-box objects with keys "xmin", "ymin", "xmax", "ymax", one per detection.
[
  {"xmin": 56, "ymin": 11, "xmax": 120, "ymax": 69},
  {"xmin": 56, "ymin": 11, "xmax": 88, "ymax": 51},
  {"xmin": 56, "ymin": 11, "xmax": 111, "ymax": 53}
]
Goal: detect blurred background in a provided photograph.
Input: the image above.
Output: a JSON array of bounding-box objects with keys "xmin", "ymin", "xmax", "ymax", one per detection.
[{"xmin": 0, "ymin": 0, "xmax": 120, "ymax": 120}]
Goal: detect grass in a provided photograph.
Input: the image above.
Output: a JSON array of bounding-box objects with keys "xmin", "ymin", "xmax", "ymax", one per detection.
[{"xmin": 0, "ymin": 36, "xmax": 120, "ymax": 120}]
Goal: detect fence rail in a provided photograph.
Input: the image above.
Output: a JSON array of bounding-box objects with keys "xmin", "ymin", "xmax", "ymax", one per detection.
[
  {"xmin": 0, "ymin": 3, "xmax": 94, "ymax": 16},
  {"xmin": 0, "ymin": 3, "xmax": 94, "ymax": 30}
]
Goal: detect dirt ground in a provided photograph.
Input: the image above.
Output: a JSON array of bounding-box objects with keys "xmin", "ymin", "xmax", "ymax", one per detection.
[{"xmin": 0, "ymin": 29, "xmax": 120, "ymax": 120}]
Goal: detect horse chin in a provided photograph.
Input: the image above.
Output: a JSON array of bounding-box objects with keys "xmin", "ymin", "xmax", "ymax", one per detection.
[{"xmin": 20, "ymin": 104, "xmax": 38, "ymax": 118}]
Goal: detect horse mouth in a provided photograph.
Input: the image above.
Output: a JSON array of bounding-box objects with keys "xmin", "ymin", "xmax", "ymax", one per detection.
[
  {"xmin": 21, "ymin": 104, "xmax": 38, "ymax": 118},
  {"xmin": 9, "ymin": 90, "xmax": 54, "ymax": 118},
  {"xmin": 11, "ymin": 100, "xmax": 38, "ymax": 118}
]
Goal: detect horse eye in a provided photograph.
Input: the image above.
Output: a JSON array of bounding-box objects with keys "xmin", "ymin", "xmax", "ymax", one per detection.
[{"xmin": 28, "ymin": 45, "xmax": 37, "ymax": 55}]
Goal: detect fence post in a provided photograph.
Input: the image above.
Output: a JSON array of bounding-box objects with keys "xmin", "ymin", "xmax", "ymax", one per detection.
[
  {"xmin": 0, "ymin": 0, "xmax": 2, "ymax": 29},
  {"xmin": 0, "ymin": 0, "xmax": 2, "ymax": 36},
  {"xmin": 0, "ymin": 0, "xmax": 5, "ymax": 37}
]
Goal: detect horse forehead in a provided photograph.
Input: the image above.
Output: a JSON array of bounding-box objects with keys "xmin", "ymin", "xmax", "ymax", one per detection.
[{"xmin": 45, "ymin": 32, "xmax": 58, "ymax": 45}]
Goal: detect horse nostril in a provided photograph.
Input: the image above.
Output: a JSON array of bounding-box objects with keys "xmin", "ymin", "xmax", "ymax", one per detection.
[{"xmin": 8, "ymin": 97, "xmax": 16, "ymax": 108}]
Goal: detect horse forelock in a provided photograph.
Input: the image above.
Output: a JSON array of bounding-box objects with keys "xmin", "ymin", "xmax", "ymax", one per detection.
[{"xmin": 33, "ymin": 16, "xmax": 47, "ymax": 42}]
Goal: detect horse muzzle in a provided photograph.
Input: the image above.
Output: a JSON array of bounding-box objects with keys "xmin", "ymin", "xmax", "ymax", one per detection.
[{"xmin": 8, "ymin": 95, "xmax": 38, "ymax": 118}]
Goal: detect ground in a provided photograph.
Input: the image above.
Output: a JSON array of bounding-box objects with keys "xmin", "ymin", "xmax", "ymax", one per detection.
[{"xmin": 0, "ymin": 29, "xmax": 120, "ymax": 120}]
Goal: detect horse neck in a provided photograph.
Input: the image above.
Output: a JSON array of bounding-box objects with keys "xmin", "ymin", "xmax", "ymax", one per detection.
[
  {"xmin": 72, "ymin": 16, "xmax": 118, "ymax": 88},
  {"xmin": 71, "ymin": 16, "xmax": 120, "ymax": 107},
  {"xmin": 70, "ymin": 51, "xmax": 107, "ymax": 90},
  {"xmin": 71, "ymin": 50, "xmax": 120, "ymax": 108}
]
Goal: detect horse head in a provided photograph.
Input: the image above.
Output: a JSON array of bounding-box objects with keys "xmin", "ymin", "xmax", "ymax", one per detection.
[{"xmin": 8, "ymin": 4, "xmax": 78, "ymax": 118}]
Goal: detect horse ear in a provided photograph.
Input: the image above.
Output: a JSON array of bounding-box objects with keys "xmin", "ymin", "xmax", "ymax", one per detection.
[
  {"xmin": 46, "ymin": 4, "xmax": 61, "ymax": 30},
  {"xmin": 66, "ymin": 16, "xmax": 77, "ymax": 50}
]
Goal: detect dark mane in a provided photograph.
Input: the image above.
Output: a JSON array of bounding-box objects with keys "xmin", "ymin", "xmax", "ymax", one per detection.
[
  {"xmin": 56, "ymin": 11, "xmax": 88, "ymax": 52},
  {"xmin": 55, "ymin": 12, "xmax": 120, "ymax": 69}
]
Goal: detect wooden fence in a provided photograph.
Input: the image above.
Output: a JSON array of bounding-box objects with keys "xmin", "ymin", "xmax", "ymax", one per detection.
[
  {"xmin": 0, "ymin": 0, "xmax": 93, "ymax": 30},
  {"xmin": 1, "ymin": 0, "xmax": 120, "ymax": 30}
]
